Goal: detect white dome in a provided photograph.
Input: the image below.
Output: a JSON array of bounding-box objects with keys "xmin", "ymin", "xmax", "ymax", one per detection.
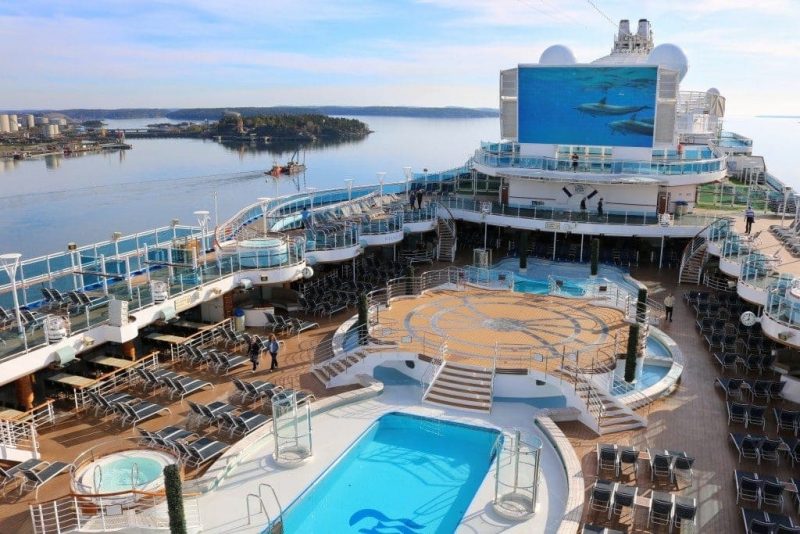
[
  {"xmin": 647, "ymin": 43, "xmax": 688, "ymax": 81},
  {"xmin": 707, "ymin": 87, "xmax": 720, "ymax": 95},
  {"xmin": 539, "ymin": 45, "xmax": 576, "ymax": 65}
]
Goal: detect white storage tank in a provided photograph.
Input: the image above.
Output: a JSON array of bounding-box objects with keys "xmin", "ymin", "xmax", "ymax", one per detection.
[
  {"xmin": 0, "ymin": 114, "xmax": 9, "ymax": 133},
  {"xmin": 38, "ymin": 117, "xmax": 49, "ymax": 125},
  {"xmin": 57, "ymin": 118, "xmax": 67, "ymax": 126},
  {"xmin": 9, "ymin": 114, "xmax": 18, "ymax": 132},
  {"xmin": 25, "ymin": 114, "xmax": 35, "ymax": 128}
]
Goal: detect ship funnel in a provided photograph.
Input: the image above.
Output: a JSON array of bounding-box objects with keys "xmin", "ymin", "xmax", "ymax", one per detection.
[
  {"xmin": 619, "ymin": 19, "xmax": 630, "ymax": 37},
  {"xmin": 637, "ymin": 19, "xmax": 650, "ymax": 38}
]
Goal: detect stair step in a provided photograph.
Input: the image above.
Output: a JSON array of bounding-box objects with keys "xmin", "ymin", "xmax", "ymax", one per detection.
[
  {"xmin": 424, "ymin": 393, "xmax": 491, "ymax": 413},
  {"xmin": 428, "ymin": 386, "xmax": 491, "ymax": 402},
  {"xmin": 444, "ymin": 361, "xmax": 492, "ymax": 374},
  {"xmin": 437, "ymin": 375, "xmax": 492, "ymax": 390},
  {"xmin": 311, "ymin": 369, "xmax": 329, "ymax": 385},
  {"xmin": 434, "ymin": 381, "xmax": 492, "ymax": 395}
]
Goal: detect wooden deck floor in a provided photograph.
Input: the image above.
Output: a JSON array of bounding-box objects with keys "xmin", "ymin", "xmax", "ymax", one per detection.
[
  {"xmin": 565, "ymin": 266, "xmax": 800, "ymax": 533},
  {"xmin": 0, "ymin": 316, "xmax": 355, "ymax": 534}
]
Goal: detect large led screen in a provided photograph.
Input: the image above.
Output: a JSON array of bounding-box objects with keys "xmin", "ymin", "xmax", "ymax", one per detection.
[{"xmin": 518, "ymin": 66, "xmax": 658, "ymax": 148}]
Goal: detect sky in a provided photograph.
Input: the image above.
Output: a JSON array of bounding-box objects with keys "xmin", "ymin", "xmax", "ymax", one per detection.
[{"xmin": 1, "ymin": 0, "xmax": 798, "ymax": 116}]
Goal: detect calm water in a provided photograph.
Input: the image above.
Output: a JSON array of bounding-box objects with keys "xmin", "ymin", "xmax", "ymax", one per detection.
[
  {"xmin": 0, "ymin": 115, "xmax": 796, "ymax": 258},
  {"xmin": 0, "ymin": 117, "xmax": 498, "ymax": 257}
]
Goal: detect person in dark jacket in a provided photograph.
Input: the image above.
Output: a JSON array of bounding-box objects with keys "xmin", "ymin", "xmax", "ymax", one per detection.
[
  {"xmin": 248, "ymin": 339, "xmax": 261, "ymax": 372},
  {"xmin": 416, "ymin": 188, "xmax": 424, "ymax": 209}
]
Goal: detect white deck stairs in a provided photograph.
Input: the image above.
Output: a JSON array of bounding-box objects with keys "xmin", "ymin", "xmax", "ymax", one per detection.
[
  {"xmin": 678, "ymin": 240, "xmax": 707, "ymax": 285},
  {"xmin": 557, "ymin": 367, "xmax": 647, "ymax": 435},
  {"xmin": 436, "ymin": 206, "xmax": 457, "ymax": 262},
  {"xmin": 423, "ymin": 361, "xmax": 493, "ymax": 413}
]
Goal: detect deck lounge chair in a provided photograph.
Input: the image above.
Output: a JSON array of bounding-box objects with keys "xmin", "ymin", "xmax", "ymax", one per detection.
[
  {"xmin": 742, "ymin": 508, "xmax": 773, "ymax": 534},
  {"xmin": 715, "ymin": 352, "xmax": 738, "ymax": 374},
  {"xmin": 217, "ymin": 410, "xmax": 269, "ymax": 437},
  {"xmin": 774, "ymin": 409, "xmax": 799, "ymax": 435},
  {"xmin": 596, "ymin": 444, "xmax": 618, "ymax": 476},
  {"xmin": 649, "ymin": 452, "xmax": 673, "ymax": 481},
  {"xmin": 731, "ymin": 433, "xmax": 762, "ymax": 464},
  {"xmin": 673, "ymin": 455, "xmax": 695, "ymax": 486},
  {"xmin": 747, "ymin": 405, "xmax": 767, "ymax": 430},
  {"xmin": 770, "ymin": 381, "xmax": 787, "ymax": 402},
  {"xmin": 777, "ymin": 524, "xmax": 800, "ymax": 533},
  {"xmin": 739, "ymin": 354, "xmax": 763, "ymax": 375},
  {"xmin": 610, "ymin": 483, "xmax": 636, "ymax": 521},
  {"xmin": 163, "ymin": 375, "xmax": 214, "ymax": 400},
  {"xmin": 180, "ymin": 437, "xmax": 228, "ymax": 467},
  {"xmin": 0, "ymin": 459, "xmax": 43, "ymax": 494},
  {"xmin": 728, "ymin": 402, "xmax": 748, "ymax": 426},
  {"xmin": 770, "ymin": 514, "xmax": 798, "ymax": 532},
  {"xmin": 761, "ymin": 475, "xmax": 786, "ymax": 511},
  {"xmin": 748, "ymin": 380, "xmax": 773, "ymax": 404},
  {"xmin": 716, "ymin": 377, "xmax": 744, "ymax": 400},
  {"xmin": 19, "ymin": 461, "xmax": 72, "ymax": 498},
  {"xmin": 87, "ymin": 391, "xmax": 135, "ymax": 418},
  {"xmin": 760, "ymin": 438, "xmax": 782, "ymax": 466},
  {"xmin": 735, "ymin": 470, "xmax": 762, "ymax": 507},
  {"xmin": 209, "ymin": 351, "xmax": 249, "ymax": 374},
  {"xmin": 618, "ymin": 447, "xmax": 639, "ymax": 479},
  {"xmin": 672, "ymin": 495, "xmax": 697, "ymax": 532},
  {"xmin": 232, "ymin": 378, "xmax": 282, "ymax": 403},
  {"xmin": 648, "ymin": 491, "xmax": 673, "ymax": 529},
  {"xmin": 589, "ymin": 480, "xmax": 613, "ymax": 518},
  {"xmin": 117, "ymin": 400, "xmax": 171, "ymax": 426},
  {"xmin": 288, "ymin": 317, "xmax": 319, "ymax": 334}
]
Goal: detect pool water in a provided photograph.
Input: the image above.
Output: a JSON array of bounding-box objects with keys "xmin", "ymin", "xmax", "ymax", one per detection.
[
  {"xmin": 495, "ymin": 257, "xmax": 641, "ymax": 298},
  {"xmin": 274, "ymin": 412, "xmax": 502, "ymax": 533},
  {"xmin": 611, "ymin": 363, "xmax": 671, "ymax": 395},
  {"xmin": 96, "ymin": 456, "xmax": 163, "ymax": 492}
]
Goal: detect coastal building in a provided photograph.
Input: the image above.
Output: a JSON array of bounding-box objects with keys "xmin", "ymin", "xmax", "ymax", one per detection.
[{"xmin": 0, "ymin": 18, "xmax": 798, "ymax": 534}]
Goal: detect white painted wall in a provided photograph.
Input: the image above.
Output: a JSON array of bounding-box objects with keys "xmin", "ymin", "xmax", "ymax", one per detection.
[
  {"xmin": 508, "ymin": 178, "xmax": 659, "ymax": 212},
  {"xmin": 665, "ymin": 184, "xmax": 697, "ymax": 212}
]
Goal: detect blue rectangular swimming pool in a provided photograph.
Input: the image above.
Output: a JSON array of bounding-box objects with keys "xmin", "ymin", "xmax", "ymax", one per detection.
[{"xmin": 271, "ymin": 412, "xmax": 502, "ymax": 533}]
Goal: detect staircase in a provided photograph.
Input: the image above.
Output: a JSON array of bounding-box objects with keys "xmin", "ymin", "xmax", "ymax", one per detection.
[
  {"xmin": 557, "ymin": 367, "xmax": 647, "ymax": 435},
  {"xmin": 436, "ymin": 204, "xmax": 457, "ymax": 262},
  {"xmin": 423, "ymin": 362, "xmax": 493, "ymax": 413},
  {"xmin": 311, "ymin": 350, "xmax": 369, "ymax": 386},
  {"xmin": 678, "ymin": 236, "xmax": 708, "ymax": 285}
]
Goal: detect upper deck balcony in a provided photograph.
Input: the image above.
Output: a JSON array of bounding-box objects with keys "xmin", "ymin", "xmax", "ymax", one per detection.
[{"xmin": 473, "ymin": 142, "xmax": 726, "ymax": 184}]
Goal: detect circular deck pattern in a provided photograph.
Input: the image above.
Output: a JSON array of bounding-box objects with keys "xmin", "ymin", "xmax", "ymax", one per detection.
[{"xmin": 374, "ymin": 289, "xmax": 626, "ymax": 369}]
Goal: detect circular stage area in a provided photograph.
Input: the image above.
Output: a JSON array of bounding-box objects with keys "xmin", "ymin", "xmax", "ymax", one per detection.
[{"xmin": 373, "ymin": 289, "xmax": 627, "ymax": 370}]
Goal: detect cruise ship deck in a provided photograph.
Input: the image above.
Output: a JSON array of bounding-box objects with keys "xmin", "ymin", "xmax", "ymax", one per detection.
[{"xmin": 2, "ymin": 16, "xmax": 800, "ymax": 534}]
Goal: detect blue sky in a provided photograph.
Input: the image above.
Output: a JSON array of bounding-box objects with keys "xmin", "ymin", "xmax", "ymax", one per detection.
[{"xmin": 1, "ymin": 0, "xmax": 797, "ymax": 116}]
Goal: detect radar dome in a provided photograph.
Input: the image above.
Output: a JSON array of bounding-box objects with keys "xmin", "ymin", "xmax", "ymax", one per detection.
[
  {"xmin": 707, "ymin": 87, "xmax": 720, "ymax": 95},
  {"xmin": 647, "ymin": 44, "xmax": 688, "ymax": 81},
  {"xmin": 539, "ymin": 45, "xmax": 576, "ymax": 65}
]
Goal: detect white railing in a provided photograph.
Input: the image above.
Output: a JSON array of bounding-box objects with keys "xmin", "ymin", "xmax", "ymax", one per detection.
[
  {"xmin": 29, "ymin": 492, "xmax": 202, "ymax": 533},
  {"xmin": 0, "ymin": 418, "xmax": 38, "ymax": 453},
  {"xmin": 72, "ymin": 352, "xmax": 160, "ymax": 412}
]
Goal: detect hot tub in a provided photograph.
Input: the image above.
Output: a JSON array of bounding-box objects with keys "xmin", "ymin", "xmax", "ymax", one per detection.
[{"xmin": 72, "ymin": 449, "xmax": 177, "ymax": 494}]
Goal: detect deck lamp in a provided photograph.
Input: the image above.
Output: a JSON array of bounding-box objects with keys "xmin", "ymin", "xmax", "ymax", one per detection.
[
  {"xmin": 0, "ymin": 253, "xmax": 24, "ymax": 336},
  {"xmin": 344, "ymin": 179, "xmax": 354, "ymax": 201},
  {"xmin": 377, "ymin": 172, "xmax": 386, "ymax": 198},
  {"xmin": 403, "ymin": 167, "xmax": 412, "ymax": 195},
  {"xmin": 257, "ymin": 197, "xmax": 271, "ymax": 235},
  {"xmin": 193, "ymin": 210, "xmax": 210, "ymax": 266}
]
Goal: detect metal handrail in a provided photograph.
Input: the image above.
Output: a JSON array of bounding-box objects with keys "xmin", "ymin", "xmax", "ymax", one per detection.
[{"xmin": 246, "ymin": 493, "xmax": 270, "ymax": 526}]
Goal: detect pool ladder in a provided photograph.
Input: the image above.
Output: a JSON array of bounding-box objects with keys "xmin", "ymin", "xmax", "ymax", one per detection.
[{"xmin": 246, "ymin": 483, "xmax": 283, "ymax": 532}]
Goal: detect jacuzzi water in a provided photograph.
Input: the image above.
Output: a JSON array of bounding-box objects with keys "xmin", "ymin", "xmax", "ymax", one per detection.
[
  {"xmin": 494, "ymin": 257, "xmax": 641, "ymax": 297},
  {"xmin": 272, "ymin": 412, "xmax": 502, "ymax": 533},
  {"xmin": 73, "ymin": 450, "xmax": 175, "ymax": 493}
]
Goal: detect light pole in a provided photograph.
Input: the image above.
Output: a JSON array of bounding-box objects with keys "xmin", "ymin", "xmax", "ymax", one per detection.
[
  {"xmin": 193, "ymin": 210, "xmax": 210, "ymax": 266},
  {"xmin": 403, "ymin": 166, "xmax": 412, "ymax": 196},
  {"xmin": 480, "ymin": 201, "xmax": 491, "ymax": 249},
  {"xmin": 171, "ymin": 218, "xmax": 180, "ymax": 241},
  {"xmin": 111, "ymin": 231, "xmax": 122, "ymax": 258},
  {"xmin": 344, "ymin": 179, "xmax": 353, "ymax": 201},
  {"xmin": 306, "ymin": 187, "xmax": 317, "ymax": 209},
  {"xmin": 377, "ymin": 172, "xmax": 386, "ymax": 198},
  {"xmin": 257, "ymin": 197, "xmax": 271, "ymax": 235},
  {"xmin": 0, "ymin": 253, "xmax": 24, "ymax": 336}
]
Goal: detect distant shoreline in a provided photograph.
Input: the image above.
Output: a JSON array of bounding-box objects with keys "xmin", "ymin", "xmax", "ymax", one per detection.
[
  {"xmin": 756, "ymin": 115, "xmax": 800, "ymax": 119},
  {"xmin": 1, "ymin": 106, "xmax": 500, "ymax": 121}
]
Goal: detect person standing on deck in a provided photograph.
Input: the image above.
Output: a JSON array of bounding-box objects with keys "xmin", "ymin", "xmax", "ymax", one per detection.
[
  {"xmin": 267, "ymin": 334, "xmax": 280, "ymax": 371},
  {"xmin": 248, "ymin": 339, "xmax": 261, "ymax": 373},
  {"xmin": 416, "ymin": 188, "xmax": 424, "ymax": 210},
  {"xmin": 409, "ymin": 189, "xmax": 416, "ymax": 210},
  {"xmin": 571, "ymin": 152, "xmax": 579, "ymax": 172},
  {"xmin": 597, "ymin": 198, "xmax": 604, "ymax": 217},
  {"xmin": 580, "ymin": 197, "xmax": 587, "ymax": 219},
  {"xmin": 301, "ymin": 206, "xmax": 311, "ymax": 229},
  {"xmin": 745, "ymin": 206, "xmax": 755, "ymax": 234},
  {"xmin": 664, "ymin": 293, "xmax": 675, "ymax": 322}
]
